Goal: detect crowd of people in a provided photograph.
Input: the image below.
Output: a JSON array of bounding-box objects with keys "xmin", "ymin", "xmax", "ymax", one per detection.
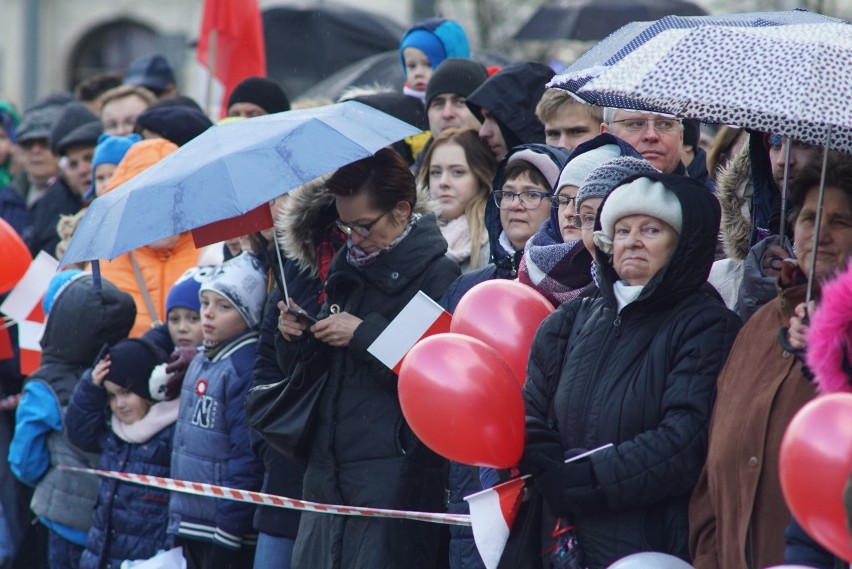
[{"xmin": 0, "ymin": 13, "xmax": 851, "ymax": 569}]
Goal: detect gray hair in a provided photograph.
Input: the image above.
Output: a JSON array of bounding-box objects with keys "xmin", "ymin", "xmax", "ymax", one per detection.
[{"xmin": 602, "ymin": 107, "xmax": 619, "ymax": 125}]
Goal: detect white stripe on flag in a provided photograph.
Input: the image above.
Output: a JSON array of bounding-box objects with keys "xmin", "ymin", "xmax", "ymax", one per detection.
[
  {"xmin": 0, "ymin": 251, "xmax": 58, "ymax": 321},
  {"xmin": 18, "ymin": 321, "xmax": 44, "ymax": 351},
  {"xmin": 368, "ymin": 291, "xmax": 448, "ymax": 370},
  {"xmin": 465, "ymin": 477, "xmax": 525, "ymax": 569}
]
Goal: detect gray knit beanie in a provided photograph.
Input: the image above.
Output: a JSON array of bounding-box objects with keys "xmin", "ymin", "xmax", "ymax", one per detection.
[{"xmin": 576, "ymin": 157, "xmax": 660, "ymax": 210}]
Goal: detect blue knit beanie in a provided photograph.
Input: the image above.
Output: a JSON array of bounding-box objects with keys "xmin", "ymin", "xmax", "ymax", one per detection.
[
  {"xmin": 43, "ymin": 269, "xmax": 84, "ymax": 314},
  {"xmin": 166, "ymin": 266, "xmax": 214, "ymax": 316},
  {"xmin": 400, "ymin": 19, "xmax": 470, "ymax": 77},
  {"xmin": 87, "ymin": 133, "xmax": 142, "ymax": 200}
]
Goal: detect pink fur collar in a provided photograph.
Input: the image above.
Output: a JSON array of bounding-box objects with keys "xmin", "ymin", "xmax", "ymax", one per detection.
[{"xmin": 806, "ymin": 262, "xmax": 852, "ymax": 394}]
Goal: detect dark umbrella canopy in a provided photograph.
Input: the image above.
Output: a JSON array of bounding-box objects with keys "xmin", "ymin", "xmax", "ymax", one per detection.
[
  {"xmin": 263, "ymin": 4, "xmax": 406, "ymax": 98},
  {"xmin": 297, "ymin": 49, "xmax": 512, "ymax": 104},
  {"xmin": 514, "ymin": 0, "xmax": 707, "ymax": 41}
]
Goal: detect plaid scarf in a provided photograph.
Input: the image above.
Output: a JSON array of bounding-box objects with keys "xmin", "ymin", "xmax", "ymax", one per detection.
[{"xmin": 518, "ymin": 220, "xmax": 592, "ymax": 307}]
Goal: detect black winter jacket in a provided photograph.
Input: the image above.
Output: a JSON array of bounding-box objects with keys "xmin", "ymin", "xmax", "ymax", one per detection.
[
  {"xmin": 275, "ymin": 213, "xmax": 459, "ymax": 569},
  {"xmin": 522, "ymin": 173, "xmax": 742, "ymax": 568}
]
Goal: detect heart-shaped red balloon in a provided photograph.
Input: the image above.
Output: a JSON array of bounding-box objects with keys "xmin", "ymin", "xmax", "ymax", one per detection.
[
  {"xmin": 0, "ymin": 217, "xmax": 31, "ymax": 294},
  {"xmin": 779, "ymin": 393, "xmax": 852, "ymax": 562},
  {"xmin": 398, "ymin": 333, "xmax": 525, "ymax": 468},
  {"xmin": 450, "ymin": 279, "xmax": 554, "ymax": 386}
]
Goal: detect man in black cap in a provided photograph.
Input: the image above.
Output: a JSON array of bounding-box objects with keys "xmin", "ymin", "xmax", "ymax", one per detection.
[
  {"xmin": 0, "ymin": 102, "xmax": 64, "ymax": 241},
  {"xmin": 226, "ymin": 77, "xmax": 290, "ymax": 118},
  {"xmin": 124, "ymin": 54, "xmax": 178, "ymax": 99},
  {"xmin": 410, "ymin": 59, "xmax": 489, "ymax": 176},
  {"xmin": 425, "ymin": 58, "xmax": 487, "ymax": 137},
  {"xmin": 25, "ymin": 103, "xmax": 102, "ymax": 256}
]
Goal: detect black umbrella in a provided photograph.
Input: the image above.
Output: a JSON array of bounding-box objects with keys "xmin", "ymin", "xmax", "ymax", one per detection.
[
  {"xmin": 263, "ymin": 4, "xmax": 406, "ymax": 99},
  {"xmin": 296, "ymin": 50, "xmax": 513, "ymax": 104},
  {"xmin": 514, "ymin": 0, "xmax": 707, "ymax": 41}
]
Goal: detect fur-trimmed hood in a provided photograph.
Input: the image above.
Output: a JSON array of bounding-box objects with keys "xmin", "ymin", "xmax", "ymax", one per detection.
[
  {"xmin": 716, "ymin": 142, "xmax": 753, "ymax": 261},
  {"xmin": 275, "ymin": 175, "xmax": 434, "ymax": 276}
]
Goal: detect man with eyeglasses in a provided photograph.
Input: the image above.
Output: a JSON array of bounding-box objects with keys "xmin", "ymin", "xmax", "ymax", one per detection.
[{"xmin": 601, "ymin": 108, "xmax": 685, "ymax": 175}]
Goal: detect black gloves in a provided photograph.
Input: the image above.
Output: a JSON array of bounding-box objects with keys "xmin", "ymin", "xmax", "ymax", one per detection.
[{"xmin": 519, "ymin": 420, "xmax": 600, "ymax": 518}]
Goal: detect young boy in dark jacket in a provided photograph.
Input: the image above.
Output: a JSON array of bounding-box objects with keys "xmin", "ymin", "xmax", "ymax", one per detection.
[{"xmin": 169, "ymin": 253, "xmax": 266, "ymax": 569}]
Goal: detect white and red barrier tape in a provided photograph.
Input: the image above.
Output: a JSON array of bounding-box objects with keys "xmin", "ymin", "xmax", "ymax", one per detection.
[{"xmin": 60, "ymin": 466, "xmax": 472, "ymax": 527}]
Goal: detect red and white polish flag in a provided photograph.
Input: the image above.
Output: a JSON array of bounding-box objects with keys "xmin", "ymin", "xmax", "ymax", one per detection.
[
  {"xmin": 367, "ymin": 291, "xmax": 452, "ymax": 373},
  {"xmin": 465, "ymin": 477, "xmax": 526, "ymax": 569},
  {"xmin": 0, "ymin": 251, "xmax": 59, "ymax": 374}
]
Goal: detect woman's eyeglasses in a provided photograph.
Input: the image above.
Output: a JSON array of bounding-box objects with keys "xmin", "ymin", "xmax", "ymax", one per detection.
[
  {"xmin": 570, "ymin": 214, "xmax": 597, "ymax": 229},
  {"xmin": 335, "ymin": 210, "xmax": 390, "ymax": 237},
  {"xmin": 493, "ymin": 190, "xmax": 552, "ymax": 209}
]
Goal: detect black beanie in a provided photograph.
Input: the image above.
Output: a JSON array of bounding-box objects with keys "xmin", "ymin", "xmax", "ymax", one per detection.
[
  {"xmin": 135, "ymin": 106, "xmax": 214, "ymax": 147},
  {"xmin": 106, "ymin": 338, "xmax": 167, "ymax": 401},
  {"xmin": 351, "ymin": 92, "xmax": 428, "ymax": 131},
  {"xmin": 227, "ymin": 77, "xmax": 290, "ymax": 114},
  {"xmin": 425, "ymin": 58, "xmax": 489, "ymax": 109},
  {"xmin": 682, "ymin": 119, "xmax": 700, "ymax": 149},
  {"xmin": 49, "ymin": 102, "xmax": 102, "ymax": 156}
]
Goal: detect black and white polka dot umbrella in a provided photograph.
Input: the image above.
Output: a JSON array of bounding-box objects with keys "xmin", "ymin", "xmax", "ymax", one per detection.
[
  {"xmin": 549, "ymin": 10, "xmax": 843, "ymax": 111},
  {"xmin": 579, "ymin": 23, "xmax": 852, "ymax": 154}
]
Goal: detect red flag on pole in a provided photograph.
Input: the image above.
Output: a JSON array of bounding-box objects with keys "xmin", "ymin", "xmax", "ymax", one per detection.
[{"xmin": 197, "ymin": 0, "xmax": 267, "ymax": 118}]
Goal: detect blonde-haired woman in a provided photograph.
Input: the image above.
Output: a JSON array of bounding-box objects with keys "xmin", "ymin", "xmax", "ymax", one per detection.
[{"xmin": 418, "ymin": 127, "xmax": 496, "ymax": 272}]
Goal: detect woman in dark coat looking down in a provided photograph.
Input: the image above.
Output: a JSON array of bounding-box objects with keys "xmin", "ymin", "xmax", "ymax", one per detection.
[{"xmin": 275, "ymin": 148, "xmax": 460, "ymax": 569}]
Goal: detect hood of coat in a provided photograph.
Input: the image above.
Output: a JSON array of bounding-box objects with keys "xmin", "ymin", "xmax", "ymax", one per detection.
[
  {"xmin": 466, "ymin": 62, "xmax": 554, "ymax": 147},
  {"xmin": 716, "ymin": 141, "xmax": 753, "ymax": 261},
  {"xmin": 41, "ymin": 274, "xmax": 137, "ymax": 366},
  {"xmin": 102, "ymin": 138, "xmax": 178, "ymax": 195},
  {"xmin": 594, "ymin": 171, "xmax": 721, "ymax": 308},
  {"xmin": 275, "ymin": 174, "xmax": 435, "ymax": 277},
  {"xmin": 484, "ymin": 143, "xmax": 570, "ymax": 272}
]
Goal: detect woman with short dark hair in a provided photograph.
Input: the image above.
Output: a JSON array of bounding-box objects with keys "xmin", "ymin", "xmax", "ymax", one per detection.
[{"xmin": 275, "ymin": 148, "xmax": 460, "ymax": 569}]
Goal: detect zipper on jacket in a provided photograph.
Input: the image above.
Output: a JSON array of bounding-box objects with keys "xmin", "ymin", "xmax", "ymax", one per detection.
[
  {"xmin": 613, "ymin": 315, "xmax": 622, "ymax": 338},
  {"xmin": 574, "ymin": 314, "xmax": 621, "ymax": 442}
]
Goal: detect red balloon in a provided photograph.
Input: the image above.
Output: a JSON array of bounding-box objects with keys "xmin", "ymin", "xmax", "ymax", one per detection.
[
  {"xmin": 0, "ymin": 217, "xmax": 31, "ymax": 294},
  {"xmin": 779, "ymin": 394, "xmax": 852, "ymax": 562},
  {"xmin": 398, "ymin": 333, "xmax": 525, "ymax": 468},
  {"xmin": 450, "ymin": 279, "xmax": 554, "ymax": 386}
]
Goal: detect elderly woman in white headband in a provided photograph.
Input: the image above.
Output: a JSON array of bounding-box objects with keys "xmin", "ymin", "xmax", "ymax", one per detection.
[{"xmin": 518, "ymin": 172, "xmax": 741, "ymax": 568}]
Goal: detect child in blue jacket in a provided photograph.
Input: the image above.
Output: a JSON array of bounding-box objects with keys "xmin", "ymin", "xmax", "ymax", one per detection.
[
  {"xmin": 66, "ymin": 338, "xmax": 173, "ymax": 569},
  {"xmin": 169, "ymin": 253, "xmax": 267, "ymax": 569},
  {"xmin": 8, "ymin": 273, "xmax": 136, "ymax": 569}
]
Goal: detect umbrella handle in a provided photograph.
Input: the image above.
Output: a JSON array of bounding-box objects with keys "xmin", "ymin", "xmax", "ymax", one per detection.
[
  {"xmin": 805, "ymin": 126, "xmax": 833, "ymax": 306},
  {"xmin": 91, "ymin": 259, "xmax": 102, "ymax": 290},
  {"xmin": 254, "ymin": 232, "xmax": 290, "ymax": 305}
]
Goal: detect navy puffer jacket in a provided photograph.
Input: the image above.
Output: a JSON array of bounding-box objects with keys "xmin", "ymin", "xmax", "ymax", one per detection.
[{"xmin": 67, "ymin": 376, "xmax": 175, "ymax": 569}]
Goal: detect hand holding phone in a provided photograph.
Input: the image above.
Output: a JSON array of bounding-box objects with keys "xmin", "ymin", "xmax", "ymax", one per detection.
[{"xmin": 287, "ymin": 307, "xmax": 318, "ymax": 325}]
